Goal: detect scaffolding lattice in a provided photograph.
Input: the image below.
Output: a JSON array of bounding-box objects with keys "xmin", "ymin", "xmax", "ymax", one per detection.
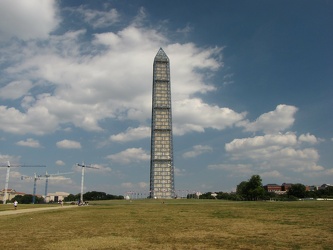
[{"xmin": 150, "ymin": 48, "xmax": 175, "ymax": 199}]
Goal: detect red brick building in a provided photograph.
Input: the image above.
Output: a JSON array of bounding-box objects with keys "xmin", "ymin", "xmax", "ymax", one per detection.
[
  {"xmin": 264, "ymin": 184, "xmax": 282, "ymax": 192},
  {"xmin": 281, "ymin": 183, "xmax": 293, "ymax": 191}
]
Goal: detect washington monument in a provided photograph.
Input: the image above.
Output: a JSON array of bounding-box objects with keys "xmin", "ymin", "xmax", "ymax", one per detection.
[{"xmin": 150, "ymin": 48, "xmax": 175, "ymax": 199}]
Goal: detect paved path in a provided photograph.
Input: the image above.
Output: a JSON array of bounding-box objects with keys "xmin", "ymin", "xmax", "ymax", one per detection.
[{"xmin": 0, "ymin": 205, "xmax": 77, "ymax": 216}]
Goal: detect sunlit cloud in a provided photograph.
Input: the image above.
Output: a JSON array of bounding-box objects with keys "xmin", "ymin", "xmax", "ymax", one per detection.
[{"xmin": 56, "ymin": 140, "xmax": 81, "ymax": 149}]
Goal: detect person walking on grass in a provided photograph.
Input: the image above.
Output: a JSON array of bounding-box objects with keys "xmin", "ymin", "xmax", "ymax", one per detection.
[{"xmin": 13, "ymin": 200, "xmax": 18, "ymax": 210}]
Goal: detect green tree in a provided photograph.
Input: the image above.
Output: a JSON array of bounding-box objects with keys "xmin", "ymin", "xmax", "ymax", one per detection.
[
  {"xmin": 287, "ymin": 183, "xmax": 306, "ymax": 198},
  {"xmin": 247, "ymin": 175, "xmax": 265, "ymax": 200},
  {"xmin": 236, "ymin": 181, "xmax": 248, "ymax": 198},
  {"xmin": 64, "ymin": 194, "xmax": 80, "ymax": 202},
  {"xmin": 84, "ymin": 191, "xmax": 107, "ymax": 200},
  {"xmin": 236, "ymin": 175, "xmax": 265, "ymax": 200},
  {"xmin": 12, "ymin": 195, "xmax": 44, "ymax": 204}
]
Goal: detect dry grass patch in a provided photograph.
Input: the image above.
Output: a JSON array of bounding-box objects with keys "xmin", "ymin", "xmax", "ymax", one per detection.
[{"xmin": 0, "ymin": 200, "xmax": 332, "ymax": 249}]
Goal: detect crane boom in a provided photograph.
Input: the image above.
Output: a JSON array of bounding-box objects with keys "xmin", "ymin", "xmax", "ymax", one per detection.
[
  {"xmin": 0, "ymin": 161, "xmax": 45, "ymax": 204},
  {"xmin": 21, "ymin": 173, "xmax": 70, "ymax": 204}
]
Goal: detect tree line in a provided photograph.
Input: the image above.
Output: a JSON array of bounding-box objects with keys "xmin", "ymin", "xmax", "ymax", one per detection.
[
  {"xmin": 11, "ymin": 194, "xmax": 44, "ymax": 204},
  {"xmin": 64, "ymin": 191, "xmax": 124, "ymax": 202},
  {"xmin": 198, "ymin": 175, "xmax": 333, "ymax": 201},
  {"xmin": 10, "ymin": 191, "xmax": 123, "ymax": 204}
]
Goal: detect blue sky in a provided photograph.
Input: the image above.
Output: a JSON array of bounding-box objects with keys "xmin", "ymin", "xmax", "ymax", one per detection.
[{"xmin": 0, "ymin": 0, "xmax": 332, "ymax": 196}]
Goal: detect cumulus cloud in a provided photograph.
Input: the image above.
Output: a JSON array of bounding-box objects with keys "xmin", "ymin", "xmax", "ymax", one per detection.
[
  {"xmin": 0, "ymin": 13, "xmax": 229, "ymax": 136},
  {"xmin": 225, "ymin": 133, "xmax": 298, "ymax": 153},
  {"xmin": 55, "ymin": 160, "xmax": 65, "ymax": 166},
  {"xmin": 223, "ymin": 132, "xmax": 323, "ymax": 175},
  {"xmin": 110, "ymin": 126, "xmax": 150, "ymax": 142},
  {"xmin": 0, "ymin": 80, "xmax": 34, "ymax": 100},
  {"xmin": 173, "ymin": 98, "xmax": 246, "ymax": 135},
  {"xmin": 182, "ymin": 145, "xmax": 213, "ymax": 158},
  {"xmin": 56, "ymin": 139, "xmax": 81, "ymax": 149},
  {"xmin": 0, "ymin": 0, "xmax": 60, "ymax": 40},
  {"xmin": 0, "ymin": 105, "xmax": 59, "ymax": 135},
  {"xmin": 106, "ymin": 147, "xmax": 149, "ymax": 164},
  {"xmin": 299, "ymin": 133, "xmax": 318, "ymax": 144},
  {"xmin": 16, "ymin": 138, "xmax": 41, "ymax": 148},
  {"xmin": 91, "ymin": 164, "xmax": 112, "ymax": 173},
  {"xmin": 240, "ymin": 104, "xmax": 298, "ymax": 134}
]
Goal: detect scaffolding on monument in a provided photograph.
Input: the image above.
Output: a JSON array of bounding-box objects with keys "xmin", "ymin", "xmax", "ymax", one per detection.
[{"xmin": 150, "ymin": 48, "xmax": 175, "ymax": 199}]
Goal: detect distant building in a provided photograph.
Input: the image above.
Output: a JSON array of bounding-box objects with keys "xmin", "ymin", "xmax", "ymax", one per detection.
[
  {"xmin": 45, "ymin": 192, "xmax": 70, "ymax": 203},
  {"xmin": 0, "ymin": 189, "xmax": 26, "ymax": 201},
  {"xmin": 264, "ymin": 184, "xmax": 282, "ymax": 193},
  {"xmin": 319, "ymin": 184, "xmax": 332, "ymax": 190},
  {"xmin": 281, "ymin": 183, "xmax": 293, "ymax": 191},
  {"xmin": 308, "ymin": 185, "xmax": 319, "ymax": 191}
]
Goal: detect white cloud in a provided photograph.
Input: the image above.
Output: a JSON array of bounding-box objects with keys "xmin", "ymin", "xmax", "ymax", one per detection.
[
  {"xmin": 224, "ymin": 133, "xmax": 323, "ymax": 175},
  {"xmin": 207, "ymin": 163, "xmax": 253, "ymax": 175},
  {"xmin": 176, "ymin": 23, "xmax": 193, "ymax": 34},
  {"xmin": 55, "ymin": 160, "xmax": 65, "ymax": 166},
  {"xmin": 56, "ymin": 140, "xmax": 81, "ymax": 149},
  {"xmin": 299, "ymin": 133, "xmax": 318, "ymax": 144},
  {"xmin": 72, "ymin": 163, "xmax": 110, "ymax": 175},
  {"xmin": 16, "ymin": 138, "xmax": 41, "ymax": 148},
  {"xmin": 324, "ymin": 168, "xmax": 333, "ymax": 175},
  {"xmin": 91, "ymin": 164, "xmax": 112, "ymax": 173},
  {"xmin": 106, "ymin": 147, "xmax": 149, "ymax": 164},
  {"xmin": 73, "ymin": 5, "xmax": 119, "ymax": 28},
  {"xmin": 121, "ymin": 182, "xmax": 134, "ymax": 189},
  {"xmin": 0, "ymin": 154, "xmax": 21, "ymax": 165},
  {"xmin": 0, "ymin": 0, "xmax": 60, "ymax": 40},
  {"xmin": 0, "ymin": 20, "xmax": 227, "ymax": 136},
  {"xmin": 138, "ymin": 182, "xmax": 148, "ymax": 189},
  {"xmin": 9, "ymin": 170, "xmax": 22, "ymax": 179},
  {"xmin": 110, "ymin": 126, "xmax": 150, "ymax": 142},
  {"xmin": 174, "ymin": 168, "xmax": 187, "ymax": 176},
  {"xmin": 225, "ymin": 133, "xmax": 298, "ymax": 153},
  {"xmin": 173, "ymin": 98, "xmax": 246, "ymax": 135},
  {"xmin": 260, "ymin": 170, "xmax": 283, "ymax": 178},
  {"xmin": 121, "ymin": 181, "xmax": 149, "ymax": 191},
  {"xmin": 0, "ymin": 105, "xmax": 59, "ymax": 135},
  {"xmin": 240, "ymin": 104, "xmax": 298, "ymax": 134},
  {"xmin": 182, "ymin": 145, "xmax": 213, "ymax": 158},
  {"xmin": 0, "ymin": 80, "xmax": 33, "ymax": 100}
]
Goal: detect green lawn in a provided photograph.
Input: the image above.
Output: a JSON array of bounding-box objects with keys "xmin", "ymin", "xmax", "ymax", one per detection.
[{"xmin": 0, "ymin": 199, "xmax": 332, "ymax": 249}]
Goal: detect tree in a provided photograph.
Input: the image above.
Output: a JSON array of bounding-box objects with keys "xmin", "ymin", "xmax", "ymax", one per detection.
[
  {"xmin": 12, "ymin": 195, "xmax": 44, "ymax": 204},
  {"xmin": 64, "ymin": 194, "xmax": 79, "ymax": 202},
  {"xmin": 247, "ymin": 175, "xmax": 265, "ymax": 200},
  {"xmin": 64, "ymin": 192, "xmax": 123, "ymax": 202},
  {"xmin": 236, "ymin": 175, "xmax": 265, "ymax": 200},
  {"xmin": 236, "ymin": 181, "xmax": 248, "ymax": 198},
  {"xmin": 84, "ymin": 191, "xmax": 107, "ymax": 200},
  {"xmin": 287, "ymin": 183, "xmax": 306, "ymax": 198}
]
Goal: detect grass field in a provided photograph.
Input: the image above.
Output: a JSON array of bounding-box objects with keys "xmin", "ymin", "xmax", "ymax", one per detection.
[{"xmin": 0, "ymin": 199, "xmax": 332, "ymax": 249}]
